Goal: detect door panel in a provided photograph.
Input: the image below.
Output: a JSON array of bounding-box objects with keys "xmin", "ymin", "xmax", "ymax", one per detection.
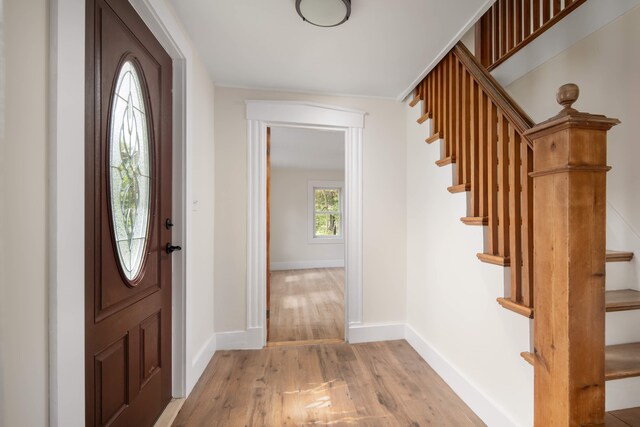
[
  {"xmin": 94, "ymin": 335, "xmax": 129, "ymax": 426},
  {"xmin": 86, "ymin": 0, "xmax": 172, "ymax": 425},
  {"xmin": 98, "ymin": 2, "xmax": 161, "ymax": 317}
]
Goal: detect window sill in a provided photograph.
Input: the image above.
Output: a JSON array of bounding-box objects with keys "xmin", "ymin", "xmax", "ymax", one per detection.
[{"xmin": 308, "ymin": 237, "xmax": 344, "ymax": 245}]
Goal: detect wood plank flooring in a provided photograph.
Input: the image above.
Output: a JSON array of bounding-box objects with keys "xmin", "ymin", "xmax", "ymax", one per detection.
[
  {"xmin": 269, "ymin": 268, "xmax": 344, "ymax": 343},
  {"xmin": 172, "ymin": 340, "xmax": 485, "ymax": 426}
]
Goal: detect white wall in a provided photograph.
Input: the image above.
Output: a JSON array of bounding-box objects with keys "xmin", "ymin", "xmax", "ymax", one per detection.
[
  {"xmin": 404, "ymin": 101, "xmax": 533, "ymax": 426},
  {"xmin": 214, "ymin": 86, "xmax": 407, "ymax": 333},
  {"xmin": 506, "ymin": 4, "xmax": 640, "ymax": 244},
  {"xmin": 270, "ymin": 167, "xmax": 345, "ymax": 269},
  {"xmin": 505, "ymin": 4, "xmax": 640, "ymax": 411},
  {"xmin": 0, "ymin": 0, "xmax": 49, "ymax": 425},
  {"xmin": 186, "ymin": 51, "xmax": 216, "ymax": 392}
]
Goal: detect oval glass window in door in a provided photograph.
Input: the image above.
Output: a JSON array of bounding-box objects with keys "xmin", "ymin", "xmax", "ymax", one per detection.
[{"xmin": 109, "ymin": 60, "xmax": 152, "ymax": 282}]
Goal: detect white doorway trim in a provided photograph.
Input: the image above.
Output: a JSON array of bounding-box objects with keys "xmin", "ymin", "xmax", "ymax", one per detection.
[
  {"xmin": 246, "ymin": 101, "xmax": 365, "ymax": 348},
  {"xmin": 49, "ymin": 0, "xmax": 192, "ymax": 425}
]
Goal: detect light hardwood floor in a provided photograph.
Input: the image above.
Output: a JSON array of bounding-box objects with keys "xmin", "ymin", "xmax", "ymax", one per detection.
[
  {"xmin": 172, "ymin": 340, "xmax": 485, "ymax": 426},
  {"xmin": 269, "ymin": 268, "xmax": 344, "ymax": 343}
]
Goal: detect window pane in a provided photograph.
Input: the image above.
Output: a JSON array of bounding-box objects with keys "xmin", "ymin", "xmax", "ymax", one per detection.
[
  {"xmin": 315, "ymin": 213, "xmax": 341, "ymax": 237},
  {"xmin": 315, "ymin": 189, "xmax": 339, "ymax": 212},
  {"xmin": 109, "ymin": 60, "xmax": 152, "ymax": 281}
]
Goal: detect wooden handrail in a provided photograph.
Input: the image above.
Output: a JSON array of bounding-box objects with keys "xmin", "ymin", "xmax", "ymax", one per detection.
[
  {"xmin": 453, "ymin": 42, "xmax": 535, "ymax": 148},
  {"xmin": 476, "ymin": 0, "xmax": 588, "ymax": 70}
]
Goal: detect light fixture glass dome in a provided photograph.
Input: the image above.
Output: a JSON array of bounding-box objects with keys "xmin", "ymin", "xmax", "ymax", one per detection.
[{"xmin": 296, "ymin": 0, "xmax": 351, "ymax": 28}]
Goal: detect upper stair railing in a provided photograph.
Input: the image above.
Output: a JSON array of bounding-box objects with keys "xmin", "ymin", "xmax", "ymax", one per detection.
[{"xmin": 476, "ymin": 0, "xmax": 587, "ymax": 70}]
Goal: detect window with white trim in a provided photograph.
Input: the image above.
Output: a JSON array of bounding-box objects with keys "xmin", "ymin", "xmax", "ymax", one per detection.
[{"xmin": 308, "ymin": 181, "xmax": 344, "ymax": 243}]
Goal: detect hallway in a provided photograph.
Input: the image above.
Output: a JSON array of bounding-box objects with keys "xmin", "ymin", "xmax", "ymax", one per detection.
[
  {"xmin": 269, "ymin": 268, "xmax": 345, "ymax": 343},
  {"xmin": 172, "ymin": 340, "xmax": 485, "ymax": 426}
]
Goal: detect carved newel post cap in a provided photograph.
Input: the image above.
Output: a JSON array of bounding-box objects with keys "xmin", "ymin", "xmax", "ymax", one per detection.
[
  {"xmin": 525, "ymin": 82, "xmax": 620, "ymax": 138},
  {"xmin": 556, "ymin": 83, "xmax": 579, "ymax": 115}
]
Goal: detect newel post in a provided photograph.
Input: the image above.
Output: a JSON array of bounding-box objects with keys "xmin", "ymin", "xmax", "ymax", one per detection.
[{"xmin": 525, "ymin": 84, "xmax": 620, "ymax": 426}]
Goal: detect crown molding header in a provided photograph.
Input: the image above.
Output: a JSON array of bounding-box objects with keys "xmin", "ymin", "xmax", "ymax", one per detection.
[{"xmin": 246, "ymin": 100, "xmax": 366, "ymax": 129}]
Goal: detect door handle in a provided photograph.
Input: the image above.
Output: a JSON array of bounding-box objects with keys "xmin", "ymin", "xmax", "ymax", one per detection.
[{"xmin": 166, "ymin": 243, "xmax": 182, "ymax": 254}]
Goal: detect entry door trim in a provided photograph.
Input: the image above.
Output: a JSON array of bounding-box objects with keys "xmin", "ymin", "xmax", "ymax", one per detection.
[
  {"xmin": 246, "ymin": 101, "xmax": 365, "ymax": 348},
  {"xmin": 49, "ymin": 0, "xmax": 190, "ymax": 424}
]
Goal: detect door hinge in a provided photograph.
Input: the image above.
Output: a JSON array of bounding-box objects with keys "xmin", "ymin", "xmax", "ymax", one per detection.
[{"xmin": 266, "ymin": 309, "xmax": 270, "ymax": 319}]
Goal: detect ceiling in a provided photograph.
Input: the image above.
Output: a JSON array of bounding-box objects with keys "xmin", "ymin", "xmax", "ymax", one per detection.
[
  {"xmin": 270, "ymin": 127, "xmax": 344, "ymax": 170},
  {"xmin": 169, "ymin": 0, "xmax": 490, "ymax": 99}
]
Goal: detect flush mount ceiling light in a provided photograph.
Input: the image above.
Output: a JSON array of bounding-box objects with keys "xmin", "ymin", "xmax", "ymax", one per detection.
[{"xmin": 296, "ymin": 0, "xmax": 351, "ymax": 28}]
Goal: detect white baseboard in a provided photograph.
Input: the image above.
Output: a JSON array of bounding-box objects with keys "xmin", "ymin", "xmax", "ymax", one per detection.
[
  {"xmin": 347, "ymin": 322, "xmax": 405, "ymax": 343},
  {"xmin": 215, "ymin": 327, "xmax": 263, "ymax": 350},
  {"xmin": 404, "ymin": 325, "xmax": 519, "ymax": 427},
  {"xmin": 187, "ymin": 333, "xmax": 216, "ymax": 394},
  {"xmin": 270, "ymin": 259, "xmax": 344, "ymax": 271}
]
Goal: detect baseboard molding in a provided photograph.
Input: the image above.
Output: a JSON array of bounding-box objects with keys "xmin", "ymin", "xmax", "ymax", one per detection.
[
  {"xmin": 215, "ymin": 327, "xmax": 263, "ymax": 350},
  {"xmin": 188, "ymin": 333, "xmax": 217, "ymax": 394},
  {"xmin": 404, "ymin": 325, "xmax": 519, "ymax": 427},
  {"xmin": 270, "ymin": 259, "xmax": 345, "ymax": 271},
  {"xmin": 347, "ymin": 322, "xmax": 406, "ymax": 343}
]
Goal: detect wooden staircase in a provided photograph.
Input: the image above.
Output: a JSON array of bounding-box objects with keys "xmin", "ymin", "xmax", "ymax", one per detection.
[{"xmin": 409, "ymin": 40, "xmax": 639, "ymax": 425}]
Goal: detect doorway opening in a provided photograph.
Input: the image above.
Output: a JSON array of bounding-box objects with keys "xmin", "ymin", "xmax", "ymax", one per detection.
[
  {"xmin": 246, "ymin": 100, "xmax": 364, "ymax": 349},
  {"xmin": 267, "ymin": 126, "xmax": 346, "ymax": 345}
]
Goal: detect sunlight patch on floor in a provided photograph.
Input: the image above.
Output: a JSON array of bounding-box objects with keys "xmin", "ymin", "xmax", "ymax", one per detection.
[
  {"xmin": 285, "ymin": 274, "xmax": 302, "ymax": 283},
  {"xmin": 282, "ymin": 295, "xmax": 308, "ymax": 308}
]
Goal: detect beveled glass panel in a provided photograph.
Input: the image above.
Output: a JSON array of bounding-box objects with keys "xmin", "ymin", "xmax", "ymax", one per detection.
[{"xmin": 109, "ymin": 60, "xmax": 151, "ymax": 281}]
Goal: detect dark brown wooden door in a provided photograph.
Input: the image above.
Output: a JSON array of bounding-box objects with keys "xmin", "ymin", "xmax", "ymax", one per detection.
[{"xmin": 85, "ymin": 0, "xmax": 173, "ymax": 425}]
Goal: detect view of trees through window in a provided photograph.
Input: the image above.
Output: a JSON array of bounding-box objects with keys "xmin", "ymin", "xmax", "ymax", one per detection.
[{"xmin": 314, "ymin": 188, "xmax": 341, "ymax": 237}]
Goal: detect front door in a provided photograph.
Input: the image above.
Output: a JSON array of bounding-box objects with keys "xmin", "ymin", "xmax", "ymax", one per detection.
[{"xmin": 85, "ymin": 0, "xmax": 173, "ymax": 425}]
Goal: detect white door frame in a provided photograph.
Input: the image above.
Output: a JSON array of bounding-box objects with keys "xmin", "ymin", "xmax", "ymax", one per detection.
[
  {"xmin": 246, "ymin": 101, "xmax": 365, "ymax": 348},
  {"xmin": 49, "ymin": 0, "xmax": 192, "ymax": 424}
]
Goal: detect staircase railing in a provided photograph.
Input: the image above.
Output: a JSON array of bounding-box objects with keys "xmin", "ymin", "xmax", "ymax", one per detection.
[
  {"xmin": 413, "ymin": 41, "xmax": 536, "ymax": 316},
  {"xmin": 476, "ymin": 0, "xmax": 587, "ymax": 70},
  {"xmin": 410, "ymin": 40, "xmax": 621, "ymax": 426}
]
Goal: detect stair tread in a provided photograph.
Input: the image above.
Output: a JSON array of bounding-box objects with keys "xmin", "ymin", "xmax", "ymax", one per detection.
[
  {"xmin": 435, "ymin": 156, "xmax": 455, "ymax": 167},
  {"xmin": 607, "ymin": 406, "xmax": 640, "ymax": 426},
  {"xmin": 606, "ymin": 342, "xmax": 640, "ymax": 380},
  {"xmin": 522, "ymin": 342, "xmax": 640, "ymax": 381},
  {"xmin": 461, "ymin": 216, "xmax": 488, "ymax": 226},
  {"xmin": 607, "ymin": 250, "xmax": 634, "ymax": 262},
  {"xmin": 606, "ymin": 412, "xmax": 633, "ymax": 427},
  {"xmin": 417, "ymin": 112, "xmax": 432, "ymax": 124},
  {"xmin": 447, "ymin": 183, "xmax": 470, "ymax": 193},
  {"xmin": 499, "ymin": 290, "xmax": 640, "ymax": 318},
  {"xmin": 497, "ymin": 298, "xmax": 533, "ymax": 318},
  {"xmin": 606, "ymin": 289, "xmax": 640, "ymax": 312},
  {"xmin": 425, "ymin": 132, "xmax": 442, "ymax": 144},
  {"xmin": 475, "ymin": 250, "xmax": 627, "ymax": 266},
  {"xmin": 476, "ymin": 253, "xmax": 510, "ymax": 266}
]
